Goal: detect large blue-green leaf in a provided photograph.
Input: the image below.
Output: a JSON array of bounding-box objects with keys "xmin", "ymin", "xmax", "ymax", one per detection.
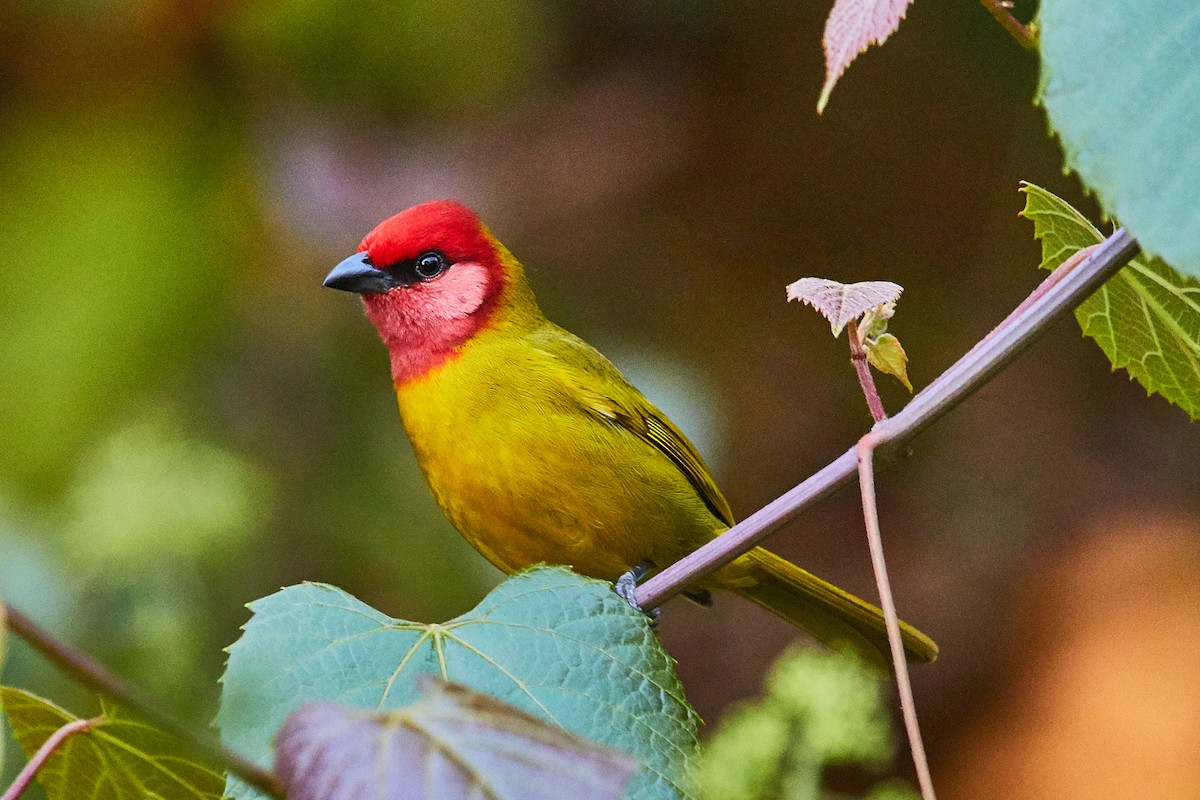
[
  {"xmin": 1039, "ymin": 0, "xmax": 1200, "ymax": 277},
  {"xmin": 217, "ymin": 567, "xmax": 698, "ymax": 800}
]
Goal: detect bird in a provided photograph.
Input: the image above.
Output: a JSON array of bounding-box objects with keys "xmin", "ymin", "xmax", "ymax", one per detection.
[{"xmin": 323, "ymin": 200, "xmax": 937, "ymax": 664}]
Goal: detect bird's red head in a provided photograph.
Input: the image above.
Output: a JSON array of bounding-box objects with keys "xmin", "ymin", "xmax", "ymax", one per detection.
[{"xmin": 324, "ymin": 200, "xmax": 530, "ymax": 384}]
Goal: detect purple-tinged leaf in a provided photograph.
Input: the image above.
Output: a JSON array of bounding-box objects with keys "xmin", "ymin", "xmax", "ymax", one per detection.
[
  {"xmin": 818, "ymin": 0, "xmax": 914, "ymax": 113},
  {"xmin": 275, "ymin": 678, "xmax": 637, "ymax": 800}
]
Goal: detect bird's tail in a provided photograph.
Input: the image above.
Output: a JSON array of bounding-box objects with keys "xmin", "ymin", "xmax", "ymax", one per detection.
[{"xmin": 733, "ymin": 547, "xmax": 938, "ymax": 666}]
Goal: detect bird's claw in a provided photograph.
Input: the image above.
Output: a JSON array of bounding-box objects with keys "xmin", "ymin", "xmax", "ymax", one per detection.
[{"xmin": 615, "ymin": 561, "xmax": 661, "ymax": 628}]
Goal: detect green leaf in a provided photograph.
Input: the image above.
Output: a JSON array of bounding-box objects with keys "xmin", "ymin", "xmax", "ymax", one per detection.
[
  {"xmin": 0, "ymin": 687, "xmax": 223, "ymax": 799},
  {"xmin": 1038, "ymin": 0, "xmax": 1200, "ymax": 277},
  {"xmin": 865, "ymin": 781, "xmax": 921, "ymax": 800},
  {"xmin": 275, "ymin": 678, "xmax": 637, "ymax": 800},
  {"xmin": 693, "ymin": 648, "xmax": 896, "ymax": 800},
  {"xmin": 764, "ymin": 649, "xmax": 891, "ymax": 765},
  {"xmin": 865, "ymin": 333, "xmax": 912, "ymax": 392},
  {"xmin": 1020, "ymin": 183, "xmax": 1200, "ymax": 419},
  {"xmin": 217, "ymin": 567, "xmax": 699, "ymax": 800}
]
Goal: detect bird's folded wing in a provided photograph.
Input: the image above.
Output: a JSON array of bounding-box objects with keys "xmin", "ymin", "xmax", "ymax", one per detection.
[{"xmin": 534, "ymin": 331, "xmax": 735, "ymax": 528}]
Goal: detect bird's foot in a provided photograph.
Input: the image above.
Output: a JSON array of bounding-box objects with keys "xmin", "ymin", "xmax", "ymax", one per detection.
[{"xmin": 615, "ymin": 560, "xmax": 661, "ymax": 628}]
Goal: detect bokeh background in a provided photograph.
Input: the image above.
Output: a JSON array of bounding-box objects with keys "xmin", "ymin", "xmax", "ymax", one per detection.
[{"xmin": 2, "ymin": 0, "xmax": 1198, "ymax": 796}]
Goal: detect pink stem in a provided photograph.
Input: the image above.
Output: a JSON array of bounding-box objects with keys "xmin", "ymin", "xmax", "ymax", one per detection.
[
  {"xmin": 857, "ymin": 433, "xmax": 935, "ymax": 800},
  {"xmin": 847, "ymin": 319, "xmax": 888, "ymax": 423},
  {"xmin": 1, "ymin": 717, "xmax": 97, "ymax": 800},
  {"xmin": 634, "ymin": 229, "xmax": 1137, "ymax": 610}
]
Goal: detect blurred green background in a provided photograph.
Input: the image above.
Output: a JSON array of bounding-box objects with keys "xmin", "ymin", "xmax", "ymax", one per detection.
[{"xmin": 3, "ymin": 1, "xmax": 1198, "ymax": 796}]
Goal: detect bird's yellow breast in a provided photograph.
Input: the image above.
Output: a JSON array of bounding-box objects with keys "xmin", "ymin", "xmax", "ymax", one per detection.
[{"xmin": 393, "ymin": 322, "xmax": 726, "ymax": 582}]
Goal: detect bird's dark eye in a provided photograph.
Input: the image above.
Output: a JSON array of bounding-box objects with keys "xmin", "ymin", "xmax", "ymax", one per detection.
[{"xmin": 413, "ymin": 251, "xmax": 448, "ymax": 280}]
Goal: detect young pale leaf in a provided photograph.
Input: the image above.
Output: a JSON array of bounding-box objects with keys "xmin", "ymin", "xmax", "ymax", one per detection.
[
  {"xmin": 218, "ymin": 567, "xmax": 699, "ymax": 800},
  {"xmin": 787, "ymin": 278, "xmax": 903, "ymax": 338},
  {"xmin": 0, "ymin": 686, "xmax": 223, "ymax": 799},
  {"xmin": 1021, "ymin": 183, "xmax": 1200, "ymax": 419},
  {"xmin": 865, "ymin": 334, "xmax": 912, "ymax": 392},
  {"xmin": 818, "ymin": 0, "xmax": 914, "ymax": 113},
  {"xmin": 275, "ymin": 678, "xmax": 637, "ymax": 800},
  {"xmin": 1039, "ymin": 0, "xmax": 1200, "ymax": 277}
]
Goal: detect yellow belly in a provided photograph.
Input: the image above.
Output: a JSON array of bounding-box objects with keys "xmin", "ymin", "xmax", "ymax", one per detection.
[{"xmin": 393, "ymin": 336, "xmax": 726, "ymax": 582}]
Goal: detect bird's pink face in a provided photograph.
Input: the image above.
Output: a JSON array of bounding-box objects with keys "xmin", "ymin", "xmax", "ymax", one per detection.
[{"xmin": 324, "ymin": 200, "xmax": 507, "ymax": 383}]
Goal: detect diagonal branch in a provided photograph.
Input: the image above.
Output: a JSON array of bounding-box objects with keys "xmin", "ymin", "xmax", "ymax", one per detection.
[{"xmin": 635, "ymin": 228, "xmax": 1140, "ymax": 609}]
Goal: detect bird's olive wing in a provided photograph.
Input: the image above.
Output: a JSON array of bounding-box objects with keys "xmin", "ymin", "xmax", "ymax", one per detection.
[
  {"xmin": 609, "ymin": 406, "xmax": 735, "ymax": 529},
  {"xmin": 533, "ymin": 329, "xmax": 735, "ymax": 528}
]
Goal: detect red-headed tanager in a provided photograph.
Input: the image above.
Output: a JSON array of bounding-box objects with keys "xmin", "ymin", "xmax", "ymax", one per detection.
[{"xmin": 323, "ymin": 200, "xmax": 936, "ymax": 664}]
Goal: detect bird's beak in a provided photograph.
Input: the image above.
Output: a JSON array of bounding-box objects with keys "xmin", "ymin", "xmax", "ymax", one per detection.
[{"xmin": 323, "ymin": 253, "xmax": 397, "ymax": 294}]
